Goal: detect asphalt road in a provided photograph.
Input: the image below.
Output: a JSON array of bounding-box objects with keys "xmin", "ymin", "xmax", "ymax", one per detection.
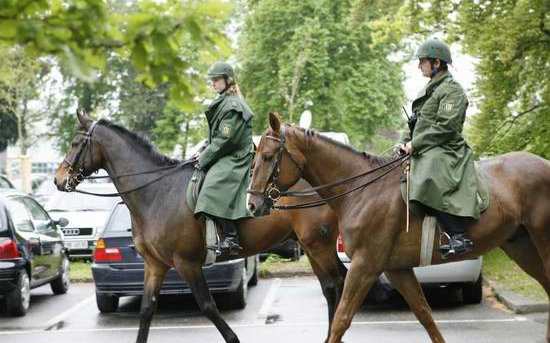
[{"xmin": 0, "ymin": 276, "xmax": 548, "ymax": 343}]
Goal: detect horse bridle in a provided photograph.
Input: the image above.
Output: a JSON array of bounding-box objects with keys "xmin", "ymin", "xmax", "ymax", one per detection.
[
  {"xmin": 247, "ymin": 124, "xmax": 305, "ymax": 202},
  {"xmin": 63, "ymin": 121, "xmax": 98, "ymax": 191}
]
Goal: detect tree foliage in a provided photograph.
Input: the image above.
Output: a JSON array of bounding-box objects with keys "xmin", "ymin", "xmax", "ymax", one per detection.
[
  {"xmin": 0, "ymin": 0, "xmax": 232, "ymax": 110},
  {"xmin": 237, "ymin": 0, "xmax": 405, "ymax": 148}
]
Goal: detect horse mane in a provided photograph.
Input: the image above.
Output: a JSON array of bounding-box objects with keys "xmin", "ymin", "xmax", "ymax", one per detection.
[
  {"xmin": 97, "ymin": 119, "xmax": 179, "ymax": 166},
  {"xmin": 295, "ymin": 126, "xmax": 394, "ymax": 167}
]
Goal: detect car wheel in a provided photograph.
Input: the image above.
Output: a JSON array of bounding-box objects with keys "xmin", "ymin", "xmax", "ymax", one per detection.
[
  {"xmin": 462, "ymin": 273, "xmax": 483, "ymax": 304},
  {"xmin": 290, "ymin": 241, "xmax": 301, "ymax": 261},
  {"xmin": 248, "ymin": 256, "xmax": 259, "ymax": 287},
  {"xmin": 96, "ymin": 293, "xmax": 119, "ymax": 313},
  {"xmin": 6, "ymin": 270, "xmax": 31, "ymax": 317},
  {"xmin": 226, "ymin": 266, "xmax": 248, "ymax": 309},
  {"xmin": 51, "ymin": 255, "xmax": 70, "ymax": 295}
]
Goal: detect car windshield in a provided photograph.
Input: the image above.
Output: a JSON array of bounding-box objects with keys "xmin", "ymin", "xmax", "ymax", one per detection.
[
  {"xmin": 105, "ymin": 204, "xmax": 132, "ymax": 233},
  {"xmin": 46, "ymin": 190, "xmax": 120, "ymax": 212}
]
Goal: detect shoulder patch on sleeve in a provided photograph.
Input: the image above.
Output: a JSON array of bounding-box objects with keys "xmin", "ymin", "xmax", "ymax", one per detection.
[
  {"xmin": 443, "ymin": 102, "xmax": 454, "ymax": 111},
  {"xmin": 221, "ymin": 122, "xmax": 232, "ymax": 136}
]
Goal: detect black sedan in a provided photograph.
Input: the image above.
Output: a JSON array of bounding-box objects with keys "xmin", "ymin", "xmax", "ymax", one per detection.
[
  {"xmin": 0, "ymin": 189, "xmax": 70, "ymax": 316},
  {"xmin": 92, "ymin": 202, "xmax": 259, "ymax": 313}
]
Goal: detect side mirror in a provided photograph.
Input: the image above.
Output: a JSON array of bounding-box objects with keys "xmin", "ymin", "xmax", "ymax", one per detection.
[{"xmin": 54, "ymin": 217, "xmax": 69, "ymax": 227}]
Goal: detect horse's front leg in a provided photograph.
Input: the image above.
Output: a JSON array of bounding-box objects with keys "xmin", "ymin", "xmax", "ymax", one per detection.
[
  {"xmin": 136, "ymin": 259, "xmax": 169, "ymax": 343},
  {"xmin": 174, "ymin": 258, "xmax": 239, "ymax": 343},
  {"xmin": 302, "ymin": 247, "xmax": 346, "ymax": 343},
  {"xmin": 328, "ymin": 256, "xmax": 378, "ymax": 343},
  {"xmin": 385, "ymin": 269, "xmax": 446, "ymax": 343}
]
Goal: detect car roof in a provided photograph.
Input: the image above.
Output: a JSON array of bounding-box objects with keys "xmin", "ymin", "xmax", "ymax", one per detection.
[{"xmin": 0, "ymin": 188, "xmax": 30, "ymax": 199}]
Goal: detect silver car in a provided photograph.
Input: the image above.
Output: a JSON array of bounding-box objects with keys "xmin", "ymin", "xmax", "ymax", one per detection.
[
  {"xmin": 46, "ymin": 183, "xmax": 121, "ymax": 259},
  {"xmin": 336, "ymin": 235, "xmax": 483, "ymax": 304}
]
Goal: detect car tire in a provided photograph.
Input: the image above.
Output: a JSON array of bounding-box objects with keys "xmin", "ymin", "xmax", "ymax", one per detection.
[
  {"xmin": 6, "ymin": 270, "xmax": 31, "ymax": 317},
  {"xmin": 462, "ymin": 273, "xmax": 483, "ymax": 304},
  {"xmin": 51, "ymin": 255, "xmax": 70, "ymax": 295},
  {"xmin": 226, "ymin": 267, "xmax": 248, "ymax": 309},
  {"xmin": 96, "ymin": 293, "xmax": 119, "ymax": 313},
  {"xmin": 248, "ymin": 256, "xmax": 259, "ymax": 287},
  {"xmin": 290, "ymin": 241, "xmax": 301, "ymax": 261}
]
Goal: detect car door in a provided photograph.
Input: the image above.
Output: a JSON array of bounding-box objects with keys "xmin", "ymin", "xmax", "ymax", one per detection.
[
  {"xmin": 4, "ymin": 197, "xmax": 47, "ymax": 284},
  {"xmin": 22, "ymin": 197, "xmax": 63, "ymax": 279}
]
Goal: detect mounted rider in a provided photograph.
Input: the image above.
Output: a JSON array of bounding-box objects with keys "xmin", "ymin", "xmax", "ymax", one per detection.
[
  {"xmin": 396, "ymin": 38, "xmax": 479, "ymax": 257},
  {"xmin": 193, "ymin": 61, "xmax": 255, "ymax": 254}
]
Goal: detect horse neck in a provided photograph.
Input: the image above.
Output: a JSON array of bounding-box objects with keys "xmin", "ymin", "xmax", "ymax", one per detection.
[
  {"xmin": 299, "ymin": 131, "xmax": 383, "ymax": 208},
  {"xmin": 93, "ymin": 125, "xmax": 168, "ymax": 210}
]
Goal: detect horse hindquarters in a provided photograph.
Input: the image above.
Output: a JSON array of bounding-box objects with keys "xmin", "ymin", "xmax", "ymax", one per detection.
[{"xmin": 173, "ymin": 258, "xmax": 240, "ymax": 343}]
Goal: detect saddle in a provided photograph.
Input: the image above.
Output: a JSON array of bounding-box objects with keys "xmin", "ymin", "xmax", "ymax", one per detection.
[{"xmin": 186, "ymin": 168, "xmax": 222, "ymax": 265}]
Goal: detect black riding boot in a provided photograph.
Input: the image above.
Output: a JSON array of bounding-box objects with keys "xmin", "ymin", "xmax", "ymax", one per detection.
[
  {"xmin": 218, "ymin": 218, "xmax": 242, "ymax": 255},
  {"xmin": 436, "ymin": 212, "xmax": 474, "ymax": 258}
]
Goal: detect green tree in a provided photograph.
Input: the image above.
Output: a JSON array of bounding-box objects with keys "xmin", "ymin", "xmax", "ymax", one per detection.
[
  {"xmin": 237, "ymin": 0, "xmax": 405, "ymax": 148},
  {"xmin": 0, "ymin": 46, "xmax": 50, "ymax": 155},
  {"xmin": 0, "ymin": 0, "xmax": 232, "ymax": 110}
]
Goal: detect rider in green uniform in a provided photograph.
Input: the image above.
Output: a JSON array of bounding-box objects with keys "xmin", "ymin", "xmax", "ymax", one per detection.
[
  {"xmin": 194, "ymin": 61, "xmax": 255, "ymax": 254},
  {"xmin": 396, "ymin": 38, "xmax": 479, "ymax": 257}
]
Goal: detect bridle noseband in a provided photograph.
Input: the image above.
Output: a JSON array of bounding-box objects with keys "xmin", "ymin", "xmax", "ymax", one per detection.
[
  {"xmin": 247, "ymin": 125, "xmax": 305, "ymax": 202},
  {"xmin": 63, "ymin": 121, "xmax": 98, "ymax": 191}
]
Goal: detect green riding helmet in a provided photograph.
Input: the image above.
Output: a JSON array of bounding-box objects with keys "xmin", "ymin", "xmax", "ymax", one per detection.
[
  {"xmin": 415, "ymin": 38, "xmax": 452, "ymax": 64},
  {"xmin": 207, "ymin": 61, "xmax": 235, "ymax": 79}
]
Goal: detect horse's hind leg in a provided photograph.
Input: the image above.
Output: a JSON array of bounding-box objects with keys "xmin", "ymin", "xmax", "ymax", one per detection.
[
  {"xmin": 385, "ymin": 269, "xmax": 446, "ymax": 343},
  {"xmin": 136, "ymin": 259, "xmax": 169, "ymax": 343},
  {"xmin": 174, "ymin": 258, "xmax": 239, "ymax": 343},
  {"xmin": 500, "ymin": 232, "xmax": 550, "ymax": 342}
]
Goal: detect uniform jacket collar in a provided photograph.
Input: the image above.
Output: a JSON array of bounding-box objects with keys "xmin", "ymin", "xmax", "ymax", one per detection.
[{"xmin": 414, "ymin": 71, "xmax": 452, "ymax": 101}]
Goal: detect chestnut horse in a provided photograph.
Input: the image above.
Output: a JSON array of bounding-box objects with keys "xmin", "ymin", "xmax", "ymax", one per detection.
[
  {"xmin": 53, "ymin": 111, "xmax": 345, "ymax": 343},
  {"xmin": 248, "ymin": 112, "xmax": 550, "ymax": 343}
]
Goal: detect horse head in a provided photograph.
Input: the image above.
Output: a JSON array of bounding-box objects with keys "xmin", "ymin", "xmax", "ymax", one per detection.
[
  {"xmin": 248, "ymin": 112, "xmax": 306, "ymax": 216},
  {"xmin": 54, "ymin": 109, "xmax": 105, "ymax": 191}
]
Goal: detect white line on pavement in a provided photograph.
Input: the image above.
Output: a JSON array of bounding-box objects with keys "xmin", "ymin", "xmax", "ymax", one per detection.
[
  {"xmin": 43, "ymin": 295, "xmax": 95, "ymax": 330},
  {"xmin": 257, "ymin": 278, "xmax": 282, "ymax": 323},
  {"xmin": 0, "ymin": 316, "xmax": 529, "ymax": 336}
]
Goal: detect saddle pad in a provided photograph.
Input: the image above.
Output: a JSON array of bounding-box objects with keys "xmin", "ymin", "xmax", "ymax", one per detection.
[
  {"xmin": 185, "ymin": 168, "xmax": 206, "ymax": 213},
  {"xmin": 419, "ymin": 216, "xmax": 437, "ymax": 266},
  {"xmin": 204, "ymin": 219, "xmax": 218, "ymax": 265}
]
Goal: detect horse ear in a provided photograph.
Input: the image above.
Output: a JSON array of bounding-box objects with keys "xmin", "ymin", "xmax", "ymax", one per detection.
[
  {"xmin": 268, "ymin": 112, "xmax": 282, "ymax": 132},
  {"xmin": 76, "ymin": 108, "xmax": 92, "ymax": 129}
]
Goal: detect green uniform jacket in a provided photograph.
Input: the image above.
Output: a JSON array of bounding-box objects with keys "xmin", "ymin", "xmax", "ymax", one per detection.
[
  {"xmin": 193, "ymin": 92, "xmax": 254, "ymax": 220},
  {"xmin": 399, "ymin": 71, "xmax": 480, "ymax": 219}
]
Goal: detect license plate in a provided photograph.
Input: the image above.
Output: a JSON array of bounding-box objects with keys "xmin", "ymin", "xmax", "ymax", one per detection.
[{"xmin": 65, "ymin": 241, "xmax": 88, "ymax": 250}]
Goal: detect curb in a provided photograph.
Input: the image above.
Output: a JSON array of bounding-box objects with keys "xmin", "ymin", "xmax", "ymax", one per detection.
[{"xmin": 485, "ymin": 278, "xmax": 547, "ymax": 314}]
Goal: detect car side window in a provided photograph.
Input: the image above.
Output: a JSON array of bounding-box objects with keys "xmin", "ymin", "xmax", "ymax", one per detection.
[
  {"xmin": 22, "ymin": 197, "xmax": 53, "ymax": 232},
  {"xmin": 5, "ymin": 198, "xmax": 35, "ymax": 232},
  {"xmin": 0, "ymin": 177, "xmax": 12, "ymax": 188}
]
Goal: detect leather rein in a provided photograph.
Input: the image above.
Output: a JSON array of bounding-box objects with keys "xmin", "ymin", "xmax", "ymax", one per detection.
[
  {"xmin": 247, "ymin": 125, "xmax": 410, "ymax": 210},
  {"xmin": 63, "ymin": 121, "xmax": 188, "ymax": 197}
]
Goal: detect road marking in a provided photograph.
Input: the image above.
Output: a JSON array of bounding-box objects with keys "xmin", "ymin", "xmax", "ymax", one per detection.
[
  {"xmin": 257, "ymin": 278, "xmax": 282, "ymax": 323},
  {"xmin": 44, "ymin": 295, "xmax": 95, "ymax": 330},
  {"xmin": 0, "ymin": 316, "xmax": 529, "ymax": 335}
]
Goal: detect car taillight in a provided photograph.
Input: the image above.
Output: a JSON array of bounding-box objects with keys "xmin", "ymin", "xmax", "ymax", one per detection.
[
  {"xmin": 336, "ymin": 235, "xmax": 345, "ymax": 253},
  {"xmin": 0, "ymin": 238, "xmax": 20, "ymax": 259},
  {"xmin": 93, "ymin": 238, "xmax": 122, "ymax": 262}
]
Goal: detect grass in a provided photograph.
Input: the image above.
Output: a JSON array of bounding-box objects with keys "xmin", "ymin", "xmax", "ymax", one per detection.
[
  {"xmin": 259, "ymin": 254, "xmax": 313, "ymax": 278},
  {"xmin": 483, "ymin": 248, "xmax": 547, "ymax": 301},
  {"xmin": 69, "ymin": 260, "xmax": 93, "ymax": 281}
]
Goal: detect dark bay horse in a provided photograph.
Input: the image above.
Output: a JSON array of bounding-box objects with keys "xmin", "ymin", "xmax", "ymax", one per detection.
[
  {"xmin": 53, "ymin": 111, "xmax": 345, "ymax": 343},
  {"xmin": 248, "ymin": 112, "xmax": 550, "ymax": 343}
]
